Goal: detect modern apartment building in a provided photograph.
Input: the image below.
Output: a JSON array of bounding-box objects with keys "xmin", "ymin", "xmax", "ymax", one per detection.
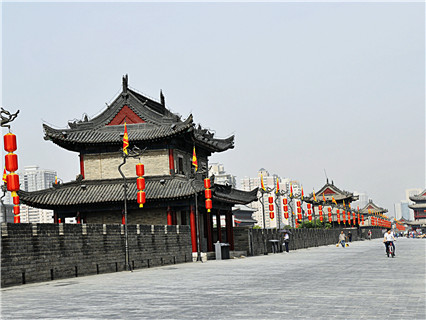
[
  {"xmin": 209, "ymin": 163, "xmax": 236, "ymax": 188},
  {"xmin": 19, "ymin": 166, "xmax": 56, "ymax": 223},
  {"xmin": 241, "ymin": 168, "xmax": 295, "ymax": 229}
]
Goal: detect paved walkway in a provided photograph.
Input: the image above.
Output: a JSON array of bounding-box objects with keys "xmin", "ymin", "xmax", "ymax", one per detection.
[{"xmin": 1, "ymin": 237, "xmax": 425, "ymax": 319}]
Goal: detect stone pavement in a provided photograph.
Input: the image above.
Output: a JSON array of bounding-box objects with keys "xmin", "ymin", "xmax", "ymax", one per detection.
[{"xmin": 1, "ymin": 237, "xmax": 425, "ymax": 319}]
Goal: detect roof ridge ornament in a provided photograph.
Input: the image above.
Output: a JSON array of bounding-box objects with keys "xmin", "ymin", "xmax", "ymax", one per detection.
[
  {"xmin": 122, "ymin": 74, "xmax": 128, "ymax": 93},
  {"xmin": 160, "ymin": 90, "xmax": 165, "ymax": 106}
]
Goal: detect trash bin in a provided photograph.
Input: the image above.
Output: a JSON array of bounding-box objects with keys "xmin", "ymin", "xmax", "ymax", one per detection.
[
  {"xmin": 215, "ymin": 241, "xmax": 230, "ymax": 260},
  {"xmin": 269, "ymin": 240, "xmax": 279, "ymax": 253}
]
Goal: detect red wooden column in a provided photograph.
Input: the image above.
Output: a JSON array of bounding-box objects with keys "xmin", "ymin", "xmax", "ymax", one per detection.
[
  {"xmin": 206, "ymin": 211, "xmax": 213, "ymax": 252},
  {"xmin": 190, "ymin": 206, "xmax": 197, "ymax": 253},
  {"xmin": 216, "ymin": 210, "xmax": 222, "ymax": 242},
  {"xmin": 79, "ymin": 154, "xmax": 85, "ymax": 179},
  {"xmin": 167, "ymin": 206, "xmax": 173, "ymax": 225},
  {"xmin": 172, "ymin": 211, "xmax": 177, "ymax": 225},
  {"xmin": 225, "ymin": 210, "xmax": 235, "ymax": 251},
  {"xmin": 168, "ymin": 149, "xmax": 175, "ymax": 174}
]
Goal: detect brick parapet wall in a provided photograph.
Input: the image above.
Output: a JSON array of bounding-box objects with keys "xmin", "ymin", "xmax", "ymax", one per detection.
[
  {"xmin": 234, "ymin": 227, "xmax": 384, "ymax": 255},
  {"xmin": 1, "ymin": 223, "xmax": 192, "ymax": 288}
]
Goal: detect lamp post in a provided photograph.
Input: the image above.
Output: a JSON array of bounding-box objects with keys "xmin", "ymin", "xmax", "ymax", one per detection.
[
  {"xmin": 1, "ymin": 184, "xmax": 7, "ymax": 223},
  {"xmin": 118, "ymin": 146, "xmax": 145, "ymax": 272},
  {"xmin": 259, "ymin": 186, "xmax": 275, "ymax": 255},
  {"xmin": 274, "ymin": 189, "xmax": 291, "ymax": 230},
  {"xmin": 189, "ymin": 168, "xmax": 207, "ymax": 262}
]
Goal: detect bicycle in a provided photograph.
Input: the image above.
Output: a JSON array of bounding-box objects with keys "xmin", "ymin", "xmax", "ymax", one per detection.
[{"xmin": 385, "ymin": 241, "xmax": 395, "ymax": 258}]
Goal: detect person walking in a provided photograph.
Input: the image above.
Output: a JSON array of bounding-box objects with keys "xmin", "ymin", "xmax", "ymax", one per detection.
[
  {"xmin": 348, "ymin": 231, "xmax": 352, "ymax": 242},
  {"xmin": 283, "ymin": 232, "xmax": 290, "ymax": 253},
  {"xmin": 367, "ymin": 230, "xmax": 372, "ymax": 240},
  {"xmin": 338, "ymin": 231, "xmax": 346, "ymax": 248}
]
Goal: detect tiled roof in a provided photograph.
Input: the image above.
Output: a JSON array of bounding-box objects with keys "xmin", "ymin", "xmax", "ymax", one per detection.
[
  {"xmin": 43, "ymin": 116, "xmax": 194, "ymax": 152},
  {"xmin": 409, "ymin": 189, "xmax": 426, "ymax": 202},
  {"xmin": 305, "ymin": 182, "xmax": 359, "ymax": 203},
  {"xmin": 408, "ymin": 203, "xmax": 426, "ymax": 209},
  {"xmin": 18, "ymin": 177, "xmax": 257, "ymax": 210},
  {"xmin": 43, "ymin": 79, "xmax": 234, "ymax": 153},
  {"xmin": 359, "ymin": 200, "xmax": 388, "ymax": 214}
]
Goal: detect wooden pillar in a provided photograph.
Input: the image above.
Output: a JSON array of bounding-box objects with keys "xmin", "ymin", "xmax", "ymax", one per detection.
[
  {"xmin": 216, "ymin": 210, "xmax": 222, "ymax": 242},
  {"xmin": 190, "ymin": 206, "xmax": 197, "ymax": 253},
  {"xmin": 167, "ymin": 206, "xmax": 173, "ymax": 225},
  {"xmin": 206, "ymin": 211, "xmax": 213, "ymax": 252},
  {"xmin": 172, "ymin": 211, "xmax": 177, "ymax": 225},
  {"xmin": 54, "ymin": 212, "xmax": 58, "ymax": 224},
  {"xmin": 168, "ymin": 149, "xmax": 175, "ymax": 174},
  {"xmin": 225, "ymin": 210, "xmax": 235, "ymax": 251},
  {"xmin": 79, "ymin": 154, "xmax": 85, "ymax": 179}
]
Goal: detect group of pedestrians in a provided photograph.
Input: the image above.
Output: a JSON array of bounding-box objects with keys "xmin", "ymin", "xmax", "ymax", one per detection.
[{"xmin": 337, "ymin": 229, "xmax": 396, "ymax": 257}]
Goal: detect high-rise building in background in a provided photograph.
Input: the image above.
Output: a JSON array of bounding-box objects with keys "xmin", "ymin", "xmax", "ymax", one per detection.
[
  {"xmin": 209, "ymin": 163, "xmax": 236, "ymax": 188},
  {"xmin": 241, "ymin": 168, "xmax": 295, "ymax": 229},
  {"xmin": 18, "ymin": 166, "xmax": 56, "ymax": 223},
  {"xmin": 394, "ymin": 202, "xmax": 402, "ymax": 220},
  {"xmin": 400, "ymin": 201, "xmax": 411, "ymax": 221},
  {"xmin": 352, "ymin": 191, "xmax": 368, "ymax": 210},
  {"xmin": 393, "ymin": 188, "xmax": 423, "ymax": 221}
]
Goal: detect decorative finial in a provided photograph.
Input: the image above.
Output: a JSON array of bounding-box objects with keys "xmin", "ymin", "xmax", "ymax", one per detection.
[
  {"xmin": 122, "ymin": 74, "xmax": 128, "ymax": 93},
  {"xmin": 160, "ymin": 90, "xmax": 165, "ymax": 106},
  {"xmin": 1, "ymin": 107, "xmax": 20, "ymax": 129}
]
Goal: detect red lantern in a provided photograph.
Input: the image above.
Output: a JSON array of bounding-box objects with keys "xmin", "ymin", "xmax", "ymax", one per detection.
[
  {"xmin": 297, "ymin": 207, "xmax": 301, "ymax": 214},
  {"xmin": 283, "ymin": 198, "xmax": 288, "ymax": 205},
  {"xmin": 342, "ymin": 210, "xmax": 346, "ymax": 223},
  {"xmin": 13, "ymin": 205, "xmax": 20, "ymax": 214},
  {"xmin": 205, "ymin": 199, "xmax": 212, "ymax": 211},
  {"xmin": 14, "ymin": 216, "xmax": 20, "ymax": 223},
  {"xmin": 361, "ymin": 215, "xmax": 364, "ymax": 224},
  {"xmin": 307, "ymin": 203, "xmax": 311, "ymax": 209},
  {"xmin": 136, "ymin": 177, "xmax": 145, "ymax": 190},
  {"xmin": 204, "ymin": 178, "xmax": 211, "ymax": 189},
  {"xmin": 137, "ymin": 190, "xmax": 146, "ymax": 207},
  {"xmin": 12, "ymin": 195, "xmax": 20, "ymax": 205},
  {"xmin": 5, "ymin": 153, "xmax": 18, "ymax": 172},
  {"xmin": 297, "ymin": 213, "xmax": 302, "ymax": 220},
  {"xmin": 6, "ymin": 173, "xmax": 20, "ymax": 191},
  {"xmin": 269, "ymin": 211, "xmax": 274, "ymax": 219},
  {"xmin": 297, "ymin": 201, "xmax": 301, "ymax": 207},
  {"xmin": 268, "ymin": 196, "xmax": 273, "ymax": 204},
  {"xmin": 283, "ymin": 205, "xmax": 288, "ymax": 212},
  {"xmin": 319, "ymin": 215, "xmax": 323, "ymax": 222},
  {"xmin": 319, "ymin": 205, "xmax": 322, "ymax": 211},
  {"xmin": 4, "ymin": 133, "xmax": 17, "ymax": 153},
  {"xmin": 284, "ymin": 211, "xmax": 289, "ymax": 219},
  {"xmin": 269, "ymin": 204, "xmax": 274, "ymax": 211},
  {"xmin": 308, "ymin": 214, "xmax": 312, "ymax": 221},
  {"xmin": 205, "ymin": 188, "xmax": 212, "ymax": 199},
  {"xmin": 136, "ymin": 163, "xmax": 144, "ymax": 176}
]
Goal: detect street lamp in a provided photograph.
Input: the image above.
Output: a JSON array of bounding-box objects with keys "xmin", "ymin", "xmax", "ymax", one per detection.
[
  {"xmin": 258, "ymin": 185, "xmax": 275, "ymax": 254},
  {"xmin": 118, "ymin": 146, "xmax": 146, "ymax": 271},
  {"xmin": 189, "ymin": 168, "xmax": 208, "ymax": 262}
]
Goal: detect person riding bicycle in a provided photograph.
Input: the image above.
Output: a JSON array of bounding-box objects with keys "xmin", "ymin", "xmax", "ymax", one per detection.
[{"xmin": 383, "ymin": 229, "xmax": 396, "ymax": 257}]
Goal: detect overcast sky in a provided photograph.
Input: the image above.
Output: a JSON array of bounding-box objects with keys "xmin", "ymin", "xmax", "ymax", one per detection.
[{"xmin": 2, "ymin": 1, "xmax": 424, "ymax": 216}]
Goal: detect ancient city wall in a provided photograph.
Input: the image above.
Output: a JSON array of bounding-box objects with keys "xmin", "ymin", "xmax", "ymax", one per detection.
[
  {"xmin": 1, "ymin": 223, "xmax": 192, "ymax": 288},
  {"xmin": 1, "ymin": 223, "xmax": 384, "ymax": 287},
  {"xmin": 233, "ymin": 227, "xmax": 384, "ymax": 256}
]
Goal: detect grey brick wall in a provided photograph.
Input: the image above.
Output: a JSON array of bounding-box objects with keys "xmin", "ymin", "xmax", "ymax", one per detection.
[
  {"xmin": 234, "ymin": 227, "xmax": 384, "ymax": 255},
  {"xmin": 1, "ymin": 223, "xmax": 192, "ymax": 288},
  {"xmin": 84, "ymin": 149, "xmax": 169, "ymax": 180}
]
